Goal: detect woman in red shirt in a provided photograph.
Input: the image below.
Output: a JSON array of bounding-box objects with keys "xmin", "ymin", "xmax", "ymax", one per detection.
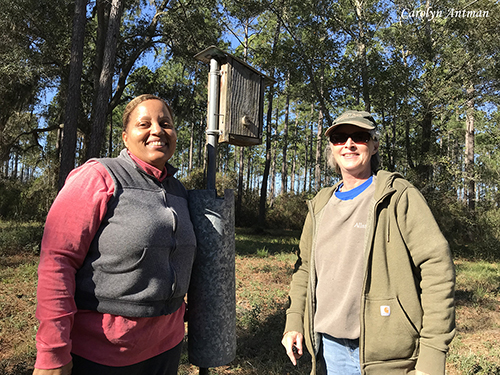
[{"xmin": 33, "ymin": 94, "xmax": 196, "ymax": 375}]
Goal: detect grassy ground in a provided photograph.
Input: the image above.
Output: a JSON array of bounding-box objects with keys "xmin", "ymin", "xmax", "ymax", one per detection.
[
  {"xmin": 0, "ymin": 221, "xmax": 499, "ymax": 374},
  {"xmin": 0, "ymin": 221, "xmax": 41, "ymax": 375}
]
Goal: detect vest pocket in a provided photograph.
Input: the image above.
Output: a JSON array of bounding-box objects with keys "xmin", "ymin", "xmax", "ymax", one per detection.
[
  {"xmin": 98, "ymin": 247, "xmax": 148, "ymax": 274},
  {"xmin": 94, "ymin": 246, "xmax": 176, "ymax": 302},
  {"xmin": 363, "ymin": 296, "xmax": 419, "ymax": 363}
]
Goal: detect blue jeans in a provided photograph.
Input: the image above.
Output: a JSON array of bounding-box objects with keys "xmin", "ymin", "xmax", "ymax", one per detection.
[{"xmin": 320, "ymin": 334, "xmax": 361, "ymax": 375}]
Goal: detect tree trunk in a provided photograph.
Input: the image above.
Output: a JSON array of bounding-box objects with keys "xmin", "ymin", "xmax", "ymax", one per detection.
[
  {"xmin": 13, "ymin": 152, "xmax": 18, "ymax": 179},
  {"xmin": 308, "ymin": 104, "xmax": 314, "ymax": 192},
  {"xmin": 290, "ymin": 114, "xmax": 298, "ymax": 193},
  {"xmin": 303, "ymin": 131, "xmax": 308, "ymax": 193},
  {"xmin": 258, "ymin": 14, "xmax": 280, "ymax": 226},
  {"xmin": 86, "ymin": 0, "xmax": 124, "ymax": 159},
  {"xmin": 270, "ymin": 97, "xmax": 280, "ymax": 206},
  {"xmin": 236, "ymin": 17, "xmax": 250, "ymax": 223},
  {"xmin": 354, "ymin": 0, "xmax": 370, "ymax": 112},
  {"xmin": 314, "ymin": 107, "xmax": 324, "ymax": 191},
  {"xmin": 107, "ymin": 115, "xmax": 113, "ymax": 156},
  {"xmin": 465, "ymin": 85, "xmax": 475, "ymax": 211},
  {"xmin": 58, "ymin": 0, "xmax": 87, "ymax": 190},
  {"xmin": 189, "ymin": 122, "xmax": 194, "ymax": 172},
  {"xmin": 417, "ymin": 104, "xmax": 433, "ymax": 187},
  {"xmin": 198, "ymin": 116, "xmax": 204, "ymax": 168},
  {"xmin": 94, "ymin": 0, "xmax": 107, "ymax": 91},
  {"xmin": 270, "ymin": 143, "xmax": 276, "ymax": 203},
  {"xmin": 246, "ymin": 151, "xmax": 252, "ymax": 192},
  {"xmin": 281, "ymin": 73, "xmax": 290, "ymax": 194},
  {"xmin": 314, "ymin": 71, "xmax": 324, "ymax": 191},
  {"xmin": 236, "ymin": 147, "xmax": 244, "ymax": 221},
  {"xmin": 414, "ymin": 0, "xmax": 434, "ymax": 188}
]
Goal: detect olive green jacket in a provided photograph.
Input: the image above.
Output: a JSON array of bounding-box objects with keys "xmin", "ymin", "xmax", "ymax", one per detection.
[{"xmin": 284, "ymin": 170, "xmax": 455, "ymax": 375}]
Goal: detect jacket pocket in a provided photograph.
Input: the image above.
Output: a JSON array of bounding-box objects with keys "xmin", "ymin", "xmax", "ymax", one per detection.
[{"xmin": 363, "ymin": 296, "xmax": 419, "ymax": 363}]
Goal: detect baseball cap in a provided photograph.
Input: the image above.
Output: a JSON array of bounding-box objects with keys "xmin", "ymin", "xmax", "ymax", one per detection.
[{"xmin": 325, "ymin": 110, "xmax": 377, "ymax": 137}]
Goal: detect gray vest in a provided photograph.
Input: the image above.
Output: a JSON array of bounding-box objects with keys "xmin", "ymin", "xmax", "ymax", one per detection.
[{"xmin": 75, "ymin": 150, "xmax": 196, "ymax": 317}]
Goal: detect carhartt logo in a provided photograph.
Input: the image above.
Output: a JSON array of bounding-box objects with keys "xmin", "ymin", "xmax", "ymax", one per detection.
[
  {"xmin": 380, "ymin": 306, "xmax": 391, "ymax": 316},
  {"xmin": 354, "ymin": 222, "xmax": 367, "ymax": 229}
]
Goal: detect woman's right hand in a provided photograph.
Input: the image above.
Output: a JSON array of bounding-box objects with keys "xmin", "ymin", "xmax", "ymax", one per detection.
[
  {"xmin": 33, "ymin": 361, "xmax": 72, "ymax": 375},
  {"xmin": 281, "ymin": 331, "xmax": 304, "ymax": 366}
]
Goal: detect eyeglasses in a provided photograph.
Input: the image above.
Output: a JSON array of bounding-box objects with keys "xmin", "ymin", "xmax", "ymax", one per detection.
[{"xmin": 329, "ymin": 131, "xmax": 372, "ymax": 145}]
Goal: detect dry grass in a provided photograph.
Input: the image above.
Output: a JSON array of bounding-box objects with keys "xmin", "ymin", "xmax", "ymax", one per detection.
[
  {"xmin": 0, "ymin": 225, "xmax": 499, "ymax": 374},
  {"xmin": 0, "ymin": 253, "xmax": 39, "ymax": 374},
  {"xmin": 446, "ymin": 260, "xmax": 500, "ymax": 375}
]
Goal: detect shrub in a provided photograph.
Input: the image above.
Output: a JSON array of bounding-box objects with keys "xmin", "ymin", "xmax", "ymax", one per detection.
[
  {"xmin": 0, "ymin": 179, "xmax": 23, "ymax": 219},
  {"xmin": 0, "ymin": 220, "xmax": 44, "ymax": 255},
  {"xmin": 429, "ymin": 194, "xmax": 500, "ymax": 261},
  {"xmin": 236, "ymin": 189, "xmax": 260, "ymax": 228},
  {"xmin": 0, "ymin": 177, "xmax": 56, "ymax": 221},
  {"xmin": 267, "ymin": 192, "xmax": 311, "ymax": 231},
  {"xmin": 180, "ymin": 168, "xmax": 238, "ymax": 196}
]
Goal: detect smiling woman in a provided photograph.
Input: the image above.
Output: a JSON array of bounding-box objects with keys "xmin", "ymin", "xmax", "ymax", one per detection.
[
  {"xmin": 122, "ymin": 95, "xmax": 177, "ymax": 170},
  {"xmin": 33, "ymin": 94, "xmax": 196, "ymax": 375},
  {"xmin": 282, "ymin": 110, "xmax": 455, "ymax": 375}
]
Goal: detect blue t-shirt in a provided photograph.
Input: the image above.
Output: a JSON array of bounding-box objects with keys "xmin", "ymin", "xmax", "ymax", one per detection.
[{"xmin": 335, "ymin": 175, "xmax": 374, "ymax": 200}]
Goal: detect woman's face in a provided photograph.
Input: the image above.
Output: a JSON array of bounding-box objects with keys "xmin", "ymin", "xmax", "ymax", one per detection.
[
  {"xmin": 122, "ymin": 99, "xmax": 177, "ymax": 170},
  {"xmin": 330, "ymin": 124, "xmax": 379, "ymax": 180}
]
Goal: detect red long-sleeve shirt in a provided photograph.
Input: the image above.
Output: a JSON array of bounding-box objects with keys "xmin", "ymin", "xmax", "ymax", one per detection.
[{"xmin": 35, "ymin": 153, "xmax": 184, "ymax": 369}]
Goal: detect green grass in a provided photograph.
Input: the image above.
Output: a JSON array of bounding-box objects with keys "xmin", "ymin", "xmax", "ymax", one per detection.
[
  {"xmin": 448, "ymin": 344, "xmax": 500, "ymax": 375},
  {"xmin": 234, "ymin": 228, "xmax": 301, "ymax": 256},
  {"xmin": 455, "ymin": 260, "xmax": 500, "ymax": 302}
]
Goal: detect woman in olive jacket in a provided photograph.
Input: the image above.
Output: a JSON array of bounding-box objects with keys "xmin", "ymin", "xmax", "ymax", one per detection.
[{"xmin": 282, "ymin": 110, "xmax": 455, "ymax": 375}]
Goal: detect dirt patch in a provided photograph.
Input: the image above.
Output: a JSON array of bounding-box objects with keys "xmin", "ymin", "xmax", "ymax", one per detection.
[
  {"xmin": 447, "ymin": 289, "xmax": 500, "ymax": 374},
  {"xmin": 457, "ymin": 301, "xmax": 500, "ymax": 332}
]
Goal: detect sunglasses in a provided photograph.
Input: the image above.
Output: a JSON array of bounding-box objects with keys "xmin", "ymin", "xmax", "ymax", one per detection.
[{"xmin": 329, "ymin": 131, "xmax": 372, "ymax": 145}]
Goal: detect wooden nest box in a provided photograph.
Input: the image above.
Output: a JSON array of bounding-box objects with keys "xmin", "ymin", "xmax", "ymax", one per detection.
[{"xmin": 195, "ymin": 46, "xmax": 274, "ymax": 147}]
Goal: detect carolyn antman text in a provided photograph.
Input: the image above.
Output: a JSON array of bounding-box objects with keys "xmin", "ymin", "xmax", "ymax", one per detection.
[{"xmin": 401, "ymin": 7, "xmax": 490, "ymax": 21}]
